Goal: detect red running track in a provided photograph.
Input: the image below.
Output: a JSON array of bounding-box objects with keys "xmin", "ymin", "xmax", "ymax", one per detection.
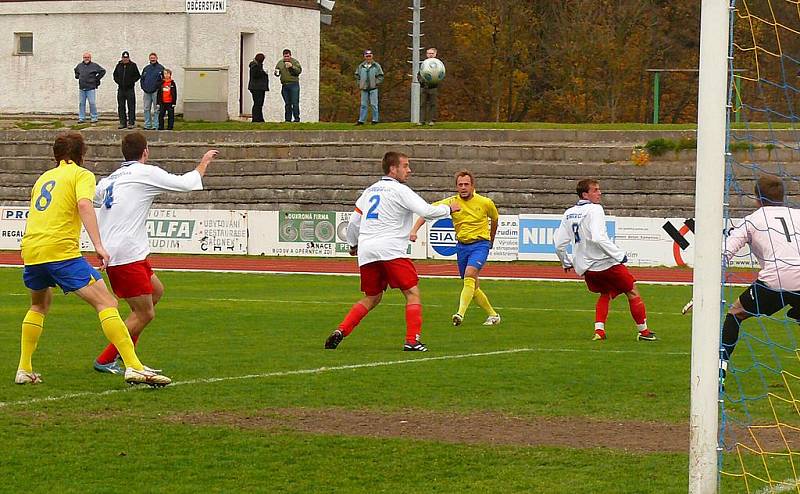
[{"xmin": 0, "ymin": 251, "xmax": 756, "ymax": 285}]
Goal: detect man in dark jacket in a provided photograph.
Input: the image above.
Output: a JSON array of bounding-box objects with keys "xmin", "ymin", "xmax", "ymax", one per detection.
[
  {"xmin": 74, "ymin": 52, "xmax": 106, "ymax": 124},
  {"xmin": 140, "ymin": 53, "xmax": 164, "ymax": 130},
  {"xmin": 113, "ymin": 51, "xmax": 141, "ymax": 129},
  {"xmin": 248, "ymin": 53, "xmax": 269, "ymax": 122}
]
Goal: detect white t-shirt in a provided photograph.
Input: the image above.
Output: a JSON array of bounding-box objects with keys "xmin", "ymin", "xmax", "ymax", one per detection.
[
  {"xmin": 347, "ymin": 177, "xmax": 451, "ymax": 266},
  {"xmin": 724, "ymin": 205, "xmax": 800, "ymax": 290},
  {"xmin": 94, "ymin": 161, "xmax": 203, "ymax": 266},
  {"xmin": 553, "ymin": 200, "xmax": 626, "ymax": 276}
]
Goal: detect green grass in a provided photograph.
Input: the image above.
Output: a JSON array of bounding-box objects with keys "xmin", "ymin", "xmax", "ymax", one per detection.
[{"xmin": 0, "ymin": 266, "xmax": 780, "ymax": 492}]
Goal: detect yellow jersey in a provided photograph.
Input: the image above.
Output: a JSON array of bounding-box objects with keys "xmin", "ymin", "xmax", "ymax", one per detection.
[
  {"xmin": 434, "ymin": 192, "xmax": 499, "ymax": 243},
  {"xmin": 21, "ymin": 160, "xmax": 96, "ymax": 265}
]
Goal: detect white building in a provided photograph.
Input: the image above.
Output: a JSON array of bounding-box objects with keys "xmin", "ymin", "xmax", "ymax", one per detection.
[{"xmin": 0, "ymin": 0, "xmax": 322, "ymax": 121}]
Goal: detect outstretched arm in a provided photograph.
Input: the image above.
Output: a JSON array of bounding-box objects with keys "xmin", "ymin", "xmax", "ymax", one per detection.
[{"xmin": 409, "ymin": 216, "xmax": 426, "ymax": 242}]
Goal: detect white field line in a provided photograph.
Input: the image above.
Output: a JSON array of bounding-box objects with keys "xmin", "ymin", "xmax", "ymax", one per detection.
[{"xmin": 0, "ymin": 347, "xmax": 689, "ymax": 410}]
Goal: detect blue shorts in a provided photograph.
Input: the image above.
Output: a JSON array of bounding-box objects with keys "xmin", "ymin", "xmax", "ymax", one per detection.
[
  {"xmin": 456, "ymin": 240, "xmax": 491, "ymax": 278},
  {"xmin": 23, "ymin": 257, "xmax": 103, "ymax": 294}
]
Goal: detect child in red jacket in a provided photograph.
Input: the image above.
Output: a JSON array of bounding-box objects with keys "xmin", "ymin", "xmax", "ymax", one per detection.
[{"xmin": 157, "ymin": 69, "xmax": 178, "ymax": 130}]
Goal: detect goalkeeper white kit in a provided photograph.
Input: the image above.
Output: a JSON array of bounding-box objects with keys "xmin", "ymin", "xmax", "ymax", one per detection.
[
  {"xmin": 347, "ymin": 177, "xmax": 451, "ymax": 267},
  {"xmin": 94, "ymin": 161, "xmax": 203, "ymax": 267},
  {"xmin": 553, "ymin": 200, "xmax": 626, "ymax": 276},
  {"xmin": 724, "ymin": 205, "xmax": 800, "ymax": 291}
]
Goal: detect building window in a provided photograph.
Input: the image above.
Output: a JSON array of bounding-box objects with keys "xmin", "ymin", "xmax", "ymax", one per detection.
[{"xmin": 14, "ymin": 33, "xmax": 33, "ymax": 55}]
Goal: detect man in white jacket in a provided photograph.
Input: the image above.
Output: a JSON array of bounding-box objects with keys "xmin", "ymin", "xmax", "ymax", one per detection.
[
  {"xmin": 554, "ymin": 178, "xmax": 656, "ymax": 341},
  {"xmin": 325, "ymin": 152, "xmax": 460, "ymax": 351}
]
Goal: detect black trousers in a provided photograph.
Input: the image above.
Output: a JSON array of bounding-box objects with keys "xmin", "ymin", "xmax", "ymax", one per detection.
[
  {"xmin": 117, "ymin": 87, "xmax": 136, "ymax": 126},
  {"xmin": 250, "ymin": 90, "xmax": 266, "ymax": 122},
  {"xmin": 159, "ymin": 103, "xmax": 175, "ymax": 130}
]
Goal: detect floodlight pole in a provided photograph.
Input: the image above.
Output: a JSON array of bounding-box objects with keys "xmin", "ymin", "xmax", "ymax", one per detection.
[
  {"xmin": 689, "ymin": 0, "xmax": 729, "ymax": 493},
  {"xmin": 409, "ymin": 0, "xmax": 422, "ymax": 124}
]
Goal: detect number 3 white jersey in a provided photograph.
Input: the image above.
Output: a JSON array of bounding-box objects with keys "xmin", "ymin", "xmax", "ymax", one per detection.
[
  {"xmin": 553, "ymin": 200, "xmax": 626, "ymax": 276},
  {"xmin": 724, "ymin": 205, "xmax": 800, "ymax": 290},
  {"xmin": 95, "ymin": 161, "xmax": 203, "ymax": 267},
  {"xmin": 347, "ymin": 177, "xmax": 451, "ymax": 267}
]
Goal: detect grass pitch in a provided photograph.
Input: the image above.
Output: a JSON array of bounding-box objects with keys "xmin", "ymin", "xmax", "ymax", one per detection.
[{"xmin": 0, "ymin": 267, "xmax": 696, "ymax": 493}]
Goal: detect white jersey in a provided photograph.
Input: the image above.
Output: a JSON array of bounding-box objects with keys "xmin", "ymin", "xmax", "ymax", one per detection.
[
  {"xmin": 553, "ymin": 200, "xmax": 626, "ymax": 276},
  {"xmin": 95, "ymin": 161, "xmax": 203, "ymax": 266},
  {"xmin": 347, "ymin": 177, "xmax": 451, "ymax": 266},
  {"xmin": 724, "ymin": 205, "xmax": 800, "ymax": 290}
]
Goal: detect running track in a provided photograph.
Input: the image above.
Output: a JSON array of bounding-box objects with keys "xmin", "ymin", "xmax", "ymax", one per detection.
[{"xmin": 0, "ymin": 251, "xmax": 758, "ymax": 285}]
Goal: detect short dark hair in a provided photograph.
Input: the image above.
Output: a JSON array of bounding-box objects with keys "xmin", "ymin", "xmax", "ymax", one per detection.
[
  {"xmin": 283, "ymin": 49, "xmax": 292, "ymax": 55},
  {"xmin": 455, "ymin": 169, "xmax": 474, "ymax": 185},
  {"xmin": 255, "ymin": 53, "xmax": 265, "ymax": 63},
  {"xmin": 53, "ymin": 132, "xmax": 86, "ymax": 165},
  {"xmin": 382, "ymin": 151, "xmax": 408, "ymax": 175},
  {"xmin": 122, "ymin": 132, "xmax": 148, "ymax": 161},
  {"xmin": 755, "ymin": 174, "xmax": 784, "ymax": 205},
  {"xmin": 576, "ymin": 178, "xmax": 599, "ymax": 198}
]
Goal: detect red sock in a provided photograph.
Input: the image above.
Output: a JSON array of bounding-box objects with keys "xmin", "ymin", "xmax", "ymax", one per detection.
[
  {"xmin": 339, "ymin": 303, "xmax": 369, "ymax": 337},
  {"xmin": 405, "ymin": 304, "xmax": 422, "ymax": 343},
  {"xmin": 628, "ymin": 296, "xmax": 647, "ymax": 325},
  {"xmin": 96, "ymin": 334, "xmax": 139, "ymax": 364},
  {"xmin": 595, "ymin": 293, "xmax": 611, "ymax": 324}
]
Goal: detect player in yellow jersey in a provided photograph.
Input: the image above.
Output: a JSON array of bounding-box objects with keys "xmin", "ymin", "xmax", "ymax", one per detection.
[
  {"xmin": 410, "ymin": 169, "xmax": 501, "ymax": 326},
  {"xmin": 16, "ymin": 131, "xmax": 170, "ymax": 387}
]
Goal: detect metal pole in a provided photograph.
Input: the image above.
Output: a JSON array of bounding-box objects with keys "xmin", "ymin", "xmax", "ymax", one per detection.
[
  {"xmin": 409, "ymin": 0, "xmax": 421, "ymax": 123},
  {"xmin": 688, "ymin": 0, "xmax": 729, "ymax": 492},
  {"xmin": 734, "ymin": 75, "xmax": 742, "ymax": 124},
  {"xmin": 653, "ymin": 71, "xmax": 661, "ymax": 124}
]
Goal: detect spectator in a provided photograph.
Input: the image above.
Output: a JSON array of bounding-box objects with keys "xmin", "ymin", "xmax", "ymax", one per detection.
[
  {"xmin": 157, "ymin": 69, "xmax": 177, "ymax": 130},
  {"xmin": 248, "ymin": 53, "xmax": 269, "ymax": 123},
  {"xmin": 113, "ymin": 51, "xmax": 141, "ymax": 129},
  {"xmin": 355, "ymin": 49, "xmax": 384, "ymax": 125},
  {"xmin": 274, "ymin": 49, "xmax": 302, "ymax": 122},
  {"xmin": 74, "ymin": 52, "xmax": 105, "ymax": 124},
  {"xmin": 418, "ymin": 47, "xmax": 440, "ymax": 126},
  {"xmin": 140, "ymin": 52, "xmax": 164, "ymax": 130}
]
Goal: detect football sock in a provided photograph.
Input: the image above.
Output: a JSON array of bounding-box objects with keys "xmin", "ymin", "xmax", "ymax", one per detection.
[
  {"xmin": 628, "ymin": 295, "xmax": 647, "ymax": 326},
  {"xmin": 595, "ymin": 293, "xmax": 611, "ymax": 324},
  {"xmin": 594, "ymin": 322, "xmax": 605, "ymax": 331},
  {"xmin": 96, "ymin": 333, "xmax": 140, "ymax": 365},
  {"xmin": 457, "ymin": 277, "xmax": 477, "ymax": 316},
  {"xmin": 473, "ymin": 288, "xmax": 497, "ymax": 316},
  {"xmin": 98, "ymin": 308, "xmax": 143, "ymax": 371},
  {"xmin": 721, "ymin": 313, "xmax": 741, "ymax": 361},
  {"xmin": 339, "ymin": 302, "xmax": 369, "ymax": 337},
  {"xmin": 405, "ymin": 303, "xmax": 422, "ymax": 343},
  {"xmin": 18, "ymin": 310, "xmax": 44, "ymax": 372}
]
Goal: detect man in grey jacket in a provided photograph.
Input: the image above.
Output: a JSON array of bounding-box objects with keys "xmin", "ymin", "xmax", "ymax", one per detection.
[
  {"xmin": 355, "ymin": 49, "xmax": 384, "ymax": 125},
  {"xmin": 74, "ymin": 52, "xmax": 106, "ymax": 124}
]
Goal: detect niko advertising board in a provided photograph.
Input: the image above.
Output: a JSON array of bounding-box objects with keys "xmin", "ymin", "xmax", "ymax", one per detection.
[{"xmin": 517, "ymin": 214, "xmax": 617, "ymax": 261}]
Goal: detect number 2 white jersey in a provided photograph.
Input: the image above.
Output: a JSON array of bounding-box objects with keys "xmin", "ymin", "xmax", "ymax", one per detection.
[
  {"xmin": 724, "ymin": 205, "xmax": 800, "ymax": 290},
  {"xmin": 553, "ymin": 200, "xmax": 626, "ymax": 276},
  {"xmin": 95, "ymin": 161, "xmax": 203, "ymax": 267},
  {"xmin": 347, "ymin": 177, "xmax": 451, "ymax": 267}
]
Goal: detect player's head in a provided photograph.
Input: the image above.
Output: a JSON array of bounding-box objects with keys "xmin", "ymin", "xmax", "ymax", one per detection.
[
  {"xmin": 455, "ymin": 169, "xmax": 475, "ymax": 199},
  {"xmin": 755, "ymin": 174, "xmax": 784, "ymax": 206},
  {"xmin": 122, "ymin": 132, "xmax": 148, "ymax": 162},
  {"xmin": 382, "ymin": 151, "xmax": 411, "ymax": 182},
  {"xmin": 53, "ymin": 131, "xmax": 86, "ymax": 165},
  {"xmin": 576, "ymin": 178, "xmax": 601, "ymax": 204}
]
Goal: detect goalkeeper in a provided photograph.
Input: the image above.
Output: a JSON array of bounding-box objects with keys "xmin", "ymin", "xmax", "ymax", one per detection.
[
  {"xmin": 410, "ymin": 169, "xmax": 501, "ymax": 326},
  {"xmin": 718, "ymin": 175, "xmax": 800, "ymax": 380},
  {"xmin": 553, "ymin": 178, "xmax": 656, "ymax": 341}
]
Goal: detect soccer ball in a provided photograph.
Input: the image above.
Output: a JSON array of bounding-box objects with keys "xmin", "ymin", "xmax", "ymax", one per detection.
[{"xmin": 419, "ymin": 58, "xmax": 446, "ymax": 86}]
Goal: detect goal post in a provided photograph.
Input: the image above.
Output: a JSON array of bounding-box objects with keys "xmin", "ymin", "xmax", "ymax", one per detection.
[{"xmin": 689, "ymin": 0, "xmax": 730, "ymax": 492}]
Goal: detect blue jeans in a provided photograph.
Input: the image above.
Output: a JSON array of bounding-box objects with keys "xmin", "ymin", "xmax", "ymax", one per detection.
[
  {"xmin": 359, "ymin": 89, "xmax": 379, "ymax": 123},
  {"xmin": 281, "ymin": 82, "xmax": 300, "ymax": 122},
  {"xmin": 143, "ymin": 91, "xmax": 159, "ymax": 129},
  {"xmin": 78, "ymin": 89, "xmax": 97, "ymax": 122}
]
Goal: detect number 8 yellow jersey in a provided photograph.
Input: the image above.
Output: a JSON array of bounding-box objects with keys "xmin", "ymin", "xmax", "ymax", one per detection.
[{"xmin": 21, "ymin": 160, "xmax": 96, "ymax": 266}]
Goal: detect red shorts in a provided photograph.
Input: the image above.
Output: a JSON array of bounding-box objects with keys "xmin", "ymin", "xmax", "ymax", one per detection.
[
  {"xmin": 584, "ymin": 264, "xmax": 635, "ymax": 296},
  {"xmin": 360, "ymin": 258, "xmax": 419, "ymax": 296},
  {"xmin": 106, "ymin": 260, "xmax": 154, "ymax": 299}
]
